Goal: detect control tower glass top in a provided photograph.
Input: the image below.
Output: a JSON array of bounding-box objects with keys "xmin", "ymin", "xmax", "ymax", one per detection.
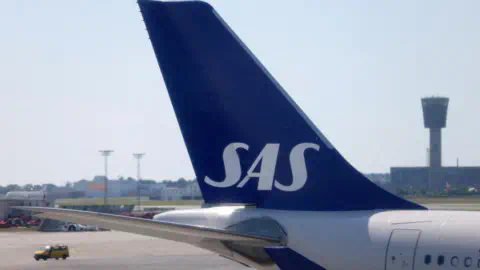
[{"xmin": 421, "ymin": 97, "xmax": 449, "ymax": 129}]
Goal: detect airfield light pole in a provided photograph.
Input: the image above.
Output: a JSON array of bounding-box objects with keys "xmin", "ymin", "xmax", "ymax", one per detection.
[
  {"xmin": 133, "ymin": 153, "xmax": 146, "ymax": 211},
  {"xmin": 99, "ymin": 150, "xmax": 114, "ymax": 206}
]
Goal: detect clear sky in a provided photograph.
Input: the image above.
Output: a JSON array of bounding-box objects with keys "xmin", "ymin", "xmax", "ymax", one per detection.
[{"xmin": 1, "ymin": 0, "xmax": 479, "ymax": 186}]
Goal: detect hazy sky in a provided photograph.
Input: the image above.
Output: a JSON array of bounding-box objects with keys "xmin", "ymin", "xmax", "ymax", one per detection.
[{"xmin": 1, "ymin": 1, "xmax": 479, "ymax": 186}]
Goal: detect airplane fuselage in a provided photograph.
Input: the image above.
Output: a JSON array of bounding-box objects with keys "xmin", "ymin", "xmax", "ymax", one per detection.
[{"xmin": 156, "ymin": 207, "xmax": 480, "ymax": 270}]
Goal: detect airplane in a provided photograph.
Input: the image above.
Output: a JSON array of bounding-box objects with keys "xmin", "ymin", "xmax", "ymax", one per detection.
[
  {"xmin": 6, "ymin": 186, "xmax": 48, "ymax": 201},
  {"xmin": 16, "ymin": 1, "xmax": 480, "ymax": 270}
]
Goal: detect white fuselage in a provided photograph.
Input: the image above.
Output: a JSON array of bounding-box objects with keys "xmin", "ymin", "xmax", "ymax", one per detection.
[
  {"xmin": 155, "ymin": 206, "xmax": 480, "ymax": 270},
  {"xmin": 5, "ymin": 191, "xmax": 46, "ymax": 200}
]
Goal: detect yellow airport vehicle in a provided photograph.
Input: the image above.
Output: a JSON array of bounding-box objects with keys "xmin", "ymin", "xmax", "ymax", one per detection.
[{"xmin": 34, "ymin": 245, "xmax": 69, "ymax": 261}]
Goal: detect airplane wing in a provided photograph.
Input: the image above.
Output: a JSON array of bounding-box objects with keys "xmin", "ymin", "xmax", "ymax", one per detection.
[{"xmin": 14, "ymin": 207, "xmax": 282, "ymax": 247}]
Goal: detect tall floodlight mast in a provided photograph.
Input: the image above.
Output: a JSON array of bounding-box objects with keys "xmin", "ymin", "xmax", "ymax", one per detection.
[
  {"xmin": 99, "ymin": 150, "xmax": 114, "ymax": 206},
  {"xmin": 133, "ymin": 153, "xmax": 146, "ymax": 210}
]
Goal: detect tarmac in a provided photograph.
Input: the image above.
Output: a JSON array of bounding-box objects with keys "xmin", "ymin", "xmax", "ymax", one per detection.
[
  {"xmin": 0, "ymin": 230, "xmax": 246, "ymax": 270},
  {"xmin": 2, "ymin": 203, "xmax": 478, "ymax": 270}
]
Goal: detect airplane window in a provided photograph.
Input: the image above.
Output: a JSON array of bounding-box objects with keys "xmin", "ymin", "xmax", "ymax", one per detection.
[
  {"xmin": 451, "ymin": 256, "xmax": 459, "ymax": 267},
  {"xmin": 425, "ymin": 255, "xmax": 432, "ymax": 265},
  {"xmin": 465, "ymin": 257, "xmax": 472, "ymax": 267},
  {"xmin": 438, "ymin": 255, "xmax": 445, "ymax": 265}
]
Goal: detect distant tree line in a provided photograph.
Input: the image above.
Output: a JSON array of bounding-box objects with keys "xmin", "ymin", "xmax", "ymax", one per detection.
[
  {"xmin": 160, "ymin": 178, "xmax": 194, "ymax": 188},
  {"xmin": 0, "ymin": 177, "xmax": 196, "ymax": 195},
  {"xmin": 0, "ymin": 184, "xmax": 45, "ymax": 194},
  {"xmin": 116, "ymin": 176, "xmax": 195, "ymax": 188}
]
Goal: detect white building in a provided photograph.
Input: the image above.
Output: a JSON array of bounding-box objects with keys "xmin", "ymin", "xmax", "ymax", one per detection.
[
  {"xmin": 74, "ymin": 176, "xmax": 138, "ymax": 198},
  {"xmin": 144, "ymin": 183, "xmax": 166, "ymax": 195},
  {"xmin": 182, "ymin": 181, "xmax": 202, "ymax": 199},
  {"xmin": 161, "ymin": 187, "xmax": 182, "ymax": 201},
  {"xmin": 72, "ymin": 177, "xmax": 202, "ymax": 201}
]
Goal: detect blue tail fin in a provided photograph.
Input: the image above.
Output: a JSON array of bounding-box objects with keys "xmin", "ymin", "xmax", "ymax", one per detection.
[{"xmin": 138, "ymin": 0, "xmax": 424, "ymax": 211}]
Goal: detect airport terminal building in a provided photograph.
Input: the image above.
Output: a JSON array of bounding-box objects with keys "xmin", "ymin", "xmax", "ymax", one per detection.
[{"xmin": 391, "ymin": 166, "xmax": 480, "ymax": 193}]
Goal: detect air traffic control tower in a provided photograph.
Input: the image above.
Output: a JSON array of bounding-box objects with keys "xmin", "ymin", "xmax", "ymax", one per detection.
[
  {"xmin": 422, "ymin": 97, "xmax": 449, "ymax": 168},
  {"xmin": 392, "ymin": 97, "xmax": 480, "ymax": 194}
]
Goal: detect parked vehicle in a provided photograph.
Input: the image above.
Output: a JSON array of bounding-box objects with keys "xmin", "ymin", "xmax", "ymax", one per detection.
[
  {"xmin": 6, "ymin": 218, "xmax": 25, "ymax": 227},
  {"xmin": 63, "ymin": 222, "xmax": 83, "ymax": 232},
  {"xmin": 62, "ymin": 222, "xmax": 99, "ymax": 232},
  {"xmin": 34, "ymin": 245, "xmax": 69, "ymax": 261},
  {"xmin": 27, "ymin": 219, "xmax": 41, "ymax": 227},
  {"xmin": 0, "ymin": 220, "xmax": 9, "ymax": 228},
  {"xmin": 80, "ymin": 224, "xmax": 99, "ymax": 231}
]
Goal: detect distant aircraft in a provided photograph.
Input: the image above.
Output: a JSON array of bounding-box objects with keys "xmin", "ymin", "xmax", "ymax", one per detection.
[
  {"xmin": 18, "ymin": 1, "xmax": 480, "ymax": 270},
  {"xmin": 6, "ymin": 186, "xmax": 47, "ymax": 201}
]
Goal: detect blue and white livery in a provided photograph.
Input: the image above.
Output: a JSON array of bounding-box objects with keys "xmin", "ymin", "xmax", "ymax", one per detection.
[{"xmin": 18, "ymin": 1, "xmax": 480, "ymax": 270}]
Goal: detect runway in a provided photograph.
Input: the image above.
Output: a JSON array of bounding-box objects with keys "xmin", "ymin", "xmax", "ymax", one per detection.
[{"xmin": 1, "ymin": 230, "xmax": 245, "ymax": 270}]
